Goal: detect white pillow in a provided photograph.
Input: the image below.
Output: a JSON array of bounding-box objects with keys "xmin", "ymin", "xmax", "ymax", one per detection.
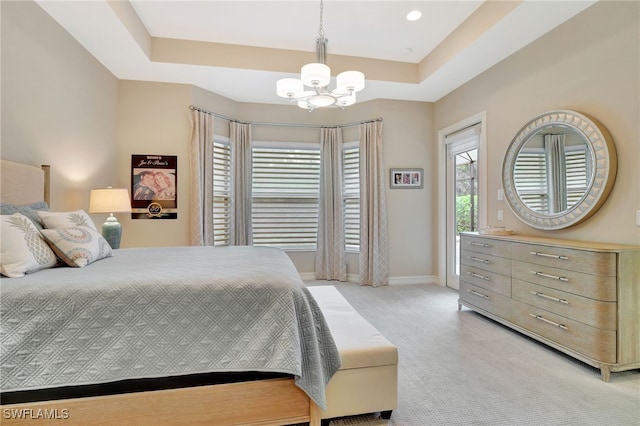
[
  {"xmin": 0, "ymin": 213, "xmax": 58, "ymax": 277},
  {"xmin": 37, "ymin": 209, "xmax": 97, "ymax": 231},
  {"xmin": 41, "ymin": 226, "xmax": 112, "ymax": 268}
]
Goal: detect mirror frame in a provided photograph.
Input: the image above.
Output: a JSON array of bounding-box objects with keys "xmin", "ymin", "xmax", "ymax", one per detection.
[{"xmin": 502, "ymin": 110, "xmax": 617, "ymax": 230}]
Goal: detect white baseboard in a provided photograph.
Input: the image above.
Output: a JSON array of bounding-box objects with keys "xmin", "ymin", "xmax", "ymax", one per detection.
[
  {"xmin": 388, "ymin": 275, "xmax": 440, "ymax": 286},
  {"xmin": 299, "ymin": 272, "xmax": 317, "ymax": 281},
  {"xmin": 300, "ymin": 272, "xmax": 441, "ymax": 286}
]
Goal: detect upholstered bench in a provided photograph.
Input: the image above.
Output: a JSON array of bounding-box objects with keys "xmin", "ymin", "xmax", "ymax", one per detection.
[{"xmin": 307, "ymin": 286, "xmax": 398, "ymax": 425}]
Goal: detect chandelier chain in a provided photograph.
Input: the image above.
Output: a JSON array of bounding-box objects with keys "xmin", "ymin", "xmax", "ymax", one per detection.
[{"xmin": 318, "ymin": 0, "xmax": 325, "ymax": 39}]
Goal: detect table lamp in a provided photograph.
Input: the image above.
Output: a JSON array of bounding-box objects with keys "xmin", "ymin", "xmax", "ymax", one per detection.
[{"xmin": 89, "ymin": 187, "xmax": 132, "ymax": 249}]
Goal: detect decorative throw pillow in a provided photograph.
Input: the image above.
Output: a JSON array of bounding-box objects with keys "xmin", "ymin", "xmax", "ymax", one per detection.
[
  {"xmin": 0, "ymin": 213, "xmax": 58, "ymax": 277},
  {"xmin": 41, "ymin": 226, "xmax": 112, "ymax": 268},
  {"xmin": 37, "ymin": 209, "xmax": 97, "ymax": 231},
  {"xmin": 0, "ymin": 202, "xmax": 49, "ymax": 230}
]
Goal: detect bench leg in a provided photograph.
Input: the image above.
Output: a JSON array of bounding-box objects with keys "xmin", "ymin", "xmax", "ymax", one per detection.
[{"xmin": 380, "ymin": 410, "xmax": 393, "ymax": 420}]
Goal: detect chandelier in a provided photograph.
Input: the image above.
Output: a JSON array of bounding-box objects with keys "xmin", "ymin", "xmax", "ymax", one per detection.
[{"xmin": 276, "ymin": 0, "xmax": 365, "ymax": 111}]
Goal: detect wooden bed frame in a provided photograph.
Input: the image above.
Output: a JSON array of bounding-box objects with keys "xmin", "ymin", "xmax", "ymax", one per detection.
[{"xmin": 0, "ymin": 159, "xmax": 320, "ymax": 426}]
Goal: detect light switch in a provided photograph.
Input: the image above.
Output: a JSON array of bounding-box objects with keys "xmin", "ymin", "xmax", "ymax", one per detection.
[
  {"xmin": 636, "ymin": 210, "xmax": 640, "ymax": 227},
  {"xmin": 497, "ymin": 189, "xmax": 504, "ymax": 201}
]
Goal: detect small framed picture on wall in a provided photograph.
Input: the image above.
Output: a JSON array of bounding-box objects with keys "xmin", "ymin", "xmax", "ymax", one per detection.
[{"xmin": 390, "ymin": 168, "xmax": 423, "ymax": 189}]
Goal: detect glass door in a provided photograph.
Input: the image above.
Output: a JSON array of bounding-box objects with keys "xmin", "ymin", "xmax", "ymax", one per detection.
[{"xmin": 445, "ymin": 125, "xmax": 480, "ymax": 290}]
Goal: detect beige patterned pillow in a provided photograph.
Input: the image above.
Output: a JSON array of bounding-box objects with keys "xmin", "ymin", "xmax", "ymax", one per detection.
[
  {"xmin": 37, "ymin": 209, "xmax": 97, "ymax": 231},
  {"xmin": 0, "ymin": 213, "xmax": 58, "ymax": 277},
  {"xmin": 41, "ymin": 226, "xmax": 113, "ymax": 268}
]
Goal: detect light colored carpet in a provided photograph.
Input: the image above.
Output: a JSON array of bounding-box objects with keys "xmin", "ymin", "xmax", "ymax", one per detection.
[{"xmin": 304, "ymin": 281, "xmax": 640, "ymax": 426}]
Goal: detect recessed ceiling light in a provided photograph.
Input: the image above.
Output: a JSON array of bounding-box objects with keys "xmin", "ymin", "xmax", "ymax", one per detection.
[{"xmin": 406, "ymin": 10, "xmax": 422, "ymax": 21}]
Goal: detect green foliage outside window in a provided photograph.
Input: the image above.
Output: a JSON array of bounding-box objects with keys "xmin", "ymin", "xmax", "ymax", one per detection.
[{"xmin": 456, "ymin": 194, "xmax": 478, "ymax": 234}]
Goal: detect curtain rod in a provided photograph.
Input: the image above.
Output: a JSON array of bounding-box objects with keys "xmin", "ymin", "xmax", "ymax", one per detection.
[{"xmin": 188, "ymin": 105, "xmax": 382, "ymax": 129}]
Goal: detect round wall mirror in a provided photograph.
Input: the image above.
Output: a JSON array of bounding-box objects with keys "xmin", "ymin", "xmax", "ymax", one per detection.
[{"xmin": 502, "ymin": 110, "xmax": 617, "ymax": 230}]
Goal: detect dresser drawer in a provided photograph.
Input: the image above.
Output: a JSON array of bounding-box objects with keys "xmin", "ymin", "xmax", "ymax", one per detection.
[
  {"xmin": 461, "ymin": 235, "xmax": 510, "ymax": 258},
  {"xmin": 460, "ymin": 281, "xmax": 512, "ymax": 319},
  {"xmin": 511, "ymin": 300, "xmax": 616, "ymax": 363},
  {"xmin": 511, "ymin": 260, "xmax": 617, "ymax": 301},
  {"xmin": 461, "ymin": 249, "xmax": 511, "ymax": 276},
  {"xmin": 511, "ymin": 242, "xmax": 616, "ymax": 276},
  {"xmin": 512, "ymin": 279, "xmax": 617, "ymax": 330},
  {"xmin": 460, "ymin": 264, "xmax": 511, "ymax": 297}
]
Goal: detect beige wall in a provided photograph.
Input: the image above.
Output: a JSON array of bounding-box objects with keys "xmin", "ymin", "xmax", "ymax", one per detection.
[
  {"xmin": 115, "ymin": 81, "xmax": 194, "ymax": 248},
  {"xmin": 116, "ymin": 82, "xmax": 434, "ymax": 281},
  {"xmin": 435, "ymin": 0, "xmax": 640, "ymax": 247},
  {"xmin": 1, "ymin": 0, "xmax": 119, "ymax": 211}
]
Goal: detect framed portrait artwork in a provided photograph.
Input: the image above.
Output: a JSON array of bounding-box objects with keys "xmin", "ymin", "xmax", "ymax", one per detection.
[
  {"xmin": 390, "ymin": 168, "xmax": 423, "ymax": 189},
  {"xmin": 131, "ymin": 154, "xmax": 177, "ymax": 219}
]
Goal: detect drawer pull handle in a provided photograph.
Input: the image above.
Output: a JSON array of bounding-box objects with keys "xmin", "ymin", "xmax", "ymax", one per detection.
[
  {"xmin": 469, "ymin": 256, "xmax": 490, "ymax": 264},
  {"xmin": 529, "ymin": 251, "xmax": 569, "ymax": 260},
  {"xmin": 529, "ymin": 314, "xmax": 568, "ymax": 330},
  {"xmin": 531, "ymin": 271, "xmax": 569, "ymax": 282},
  {"xmin": 530, "ymin": 291, "xmax": 569, "ymax": 304},
  {"xmin": 468, "ymin": 272, "xmax": 490, "ymax": 281},
  {"xmin": 469, "ymin": 242, "xmax": 491, "ymax": 248},
  {"xmin": 467, "ymin": 289, "xmax": 490, "ymax": 300}
]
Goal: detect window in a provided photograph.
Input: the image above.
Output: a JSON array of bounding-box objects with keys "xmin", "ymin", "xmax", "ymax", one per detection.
[
  {"xmin": 565, "ymin": 145, "xmax": 590, "ymax": 208},
  {"xmin": 212, "ymin": 137, "xmax": 231, "ymax": 245},
  {"xmin": 513, "ymin": 148, "xmax": 548, "ymax": 213},
  {"xmin": 513, "ymin": 145, "xmax": 591, "ymax": 214},
  {"xmin": 251, "ymin": 143, "xmax": 320, "ymax": 250},
  {"xmin": 343, "ymin": 143, "xmax": 360, "ymax": 251}
]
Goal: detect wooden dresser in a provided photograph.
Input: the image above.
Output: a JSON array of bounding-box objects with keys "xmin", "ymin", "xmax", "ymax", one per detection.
[{"xmin": 458, "ymin": 232, "xmax": 640, "ymax": 381}]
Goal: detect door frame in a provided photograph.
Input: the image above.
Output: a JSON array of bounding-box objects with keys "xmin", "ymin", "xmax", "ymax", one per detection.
[{"xmin": 437, "ymin": 112, "xmax": 487, "ymax": 288}]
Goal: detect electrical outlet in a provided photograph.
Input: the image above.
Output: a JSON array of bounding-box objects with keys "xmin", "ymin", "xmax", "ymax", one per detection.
[
  {"xmin": 497, "ymin": 210, "xmax": 503, "ymax": 221},
  {"xmin": 636, "ymin": 210, "xmax": 640, "ymax": 227}
]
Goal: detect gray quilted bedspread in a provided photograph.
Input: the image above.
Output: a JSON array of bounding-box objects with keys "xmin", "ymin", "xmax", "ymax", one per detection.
[{"xmin": 0, "ymin": 246, "xmax": 341, "ymax": 409}]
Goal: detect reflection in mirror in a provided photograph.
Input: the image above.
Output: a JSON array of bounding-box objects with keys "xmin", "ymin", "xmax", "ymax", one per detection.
[
  {"xmin": 502, "ymin": 110, "xmax": 616, "ymax": 230},
  {"xmin": 513, "ymin": 125, "xmax": 592, "ymax": 214}
]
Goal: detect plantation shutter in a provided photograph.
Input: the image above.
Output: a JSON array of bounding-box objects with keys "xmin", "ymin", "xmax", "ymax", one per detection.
[
  {"xmin": 343, "ymin": 143, "xmax": 360, "ymax": 251},
  {"xmin": 565, "ymin": 146, "xmax": 589, "ymax": 208},
  {"xmin": 251, "ymin": 144, "xmax": 320, "ymax": 249},
  {"xmin": 513, "ymin": 148, "xmax": 548, "ymax": 213},
  {"xmin": 212, "ymin": 139, "xmax": 231, "ymax": 245}
]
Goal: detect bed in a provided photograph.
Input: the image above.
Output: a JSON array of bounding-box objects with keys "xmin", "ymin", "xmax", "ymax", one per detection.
[{"xmin": 0, "ymin": 159, "xmax": 340, "ymax": 425}]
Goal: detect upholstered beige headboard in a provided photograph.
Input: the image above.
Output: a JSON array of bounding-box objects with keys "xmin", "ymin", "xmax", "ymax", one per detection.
[{"xmin": 0, "ymin": 159, "xmax": 50, "ymax": 205}]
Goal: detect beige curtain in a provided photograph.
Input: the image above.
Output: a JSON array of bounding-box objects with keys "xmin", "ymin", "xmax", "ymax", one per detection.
[
  {"xmin": 315, "ymin": 127, "xmax": 347, "ymax": 281},
  {"xmin": 544, "ymin": 134, "xmax": 567, "ymax": 214},
  {"xmin": 230, "ymin": 121, "xmax": 253, "ymax": 245},
  {"xmin": 359, "ymin": 121, "xmax": 389, "ymax": 286},
  {"xmin": 189, "ymin": 109, "xmax": 214, "ymax": 246}
]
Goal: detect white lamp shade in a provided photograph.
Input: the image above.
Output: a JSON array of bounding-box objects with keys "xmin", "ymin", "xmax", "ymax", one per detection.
[
  {"xmin": 301, "ymin": 63, "xmax": 331, "ymax": 88},
  {"xmin": 336, "ymin": 70, "xmax": 365, "ymax": 93},
  {"xmin": 276, "ymin": 78, "xmax": 304, "ymax": 98},
  {"xmin": 89, "ymin": 188, "xmax": 132, "ymax": 214}
]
